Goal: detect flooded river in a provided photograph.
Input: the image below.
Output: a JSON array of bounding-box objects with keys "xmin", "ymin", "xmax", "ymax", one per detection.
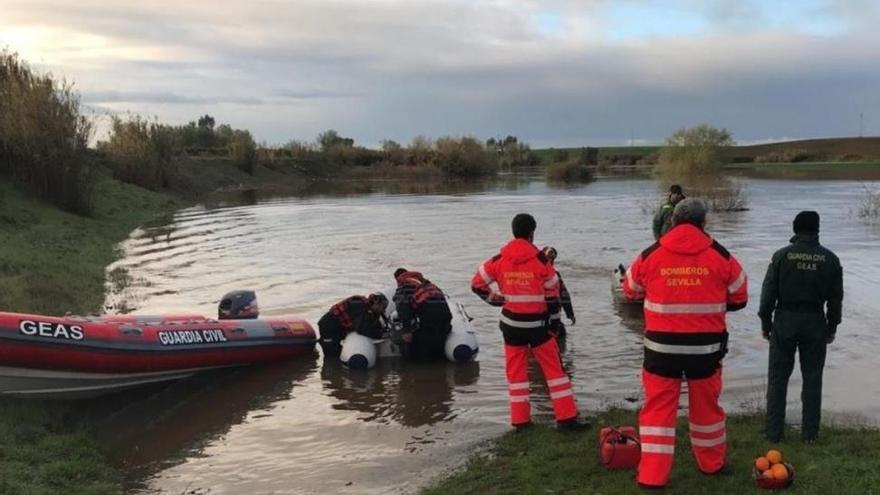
[{"xmin": 102, "ymin": 174, "xmax": 880, "ymax": 494}]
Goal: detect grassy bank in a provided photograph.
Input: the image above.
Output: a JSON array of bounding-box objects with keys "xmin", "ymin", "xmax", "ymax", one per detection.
[
  {"xmin": 425, "ymin": 410, "xmax": 880, "ymax": 495},
  {"xmin": 0, "ymin": 175, "xmax": 179, "ymax": 314},
  {"xmin": 0, "ymin": 171, "xmax": 184, "ymax": 494}
]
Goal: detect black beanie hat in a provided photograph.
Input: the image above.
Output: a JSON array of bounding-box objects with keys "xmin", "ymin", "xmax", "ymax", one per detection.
[
  {"xmin": 793, "ymin": 211, "xmax": 820, "ymax": 234},
  {"xmin": 394, "ymin": 268, "xmax": 407, "ymax": 278},
  {"xmin": 670, "ymin": 184, "xmax": 684, "ymax": 195}
]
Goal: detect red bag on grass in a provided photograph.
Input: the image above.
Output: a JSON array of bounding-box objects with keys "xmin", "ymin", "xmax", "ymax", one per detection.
[{"xmin": 599, "ymin": 426, "xmax": 641, "ymax": 470}]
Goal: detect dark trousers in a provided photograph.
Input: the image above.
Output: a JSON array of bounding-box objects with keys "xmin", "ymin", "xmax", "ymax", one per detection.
[
  {"xmin": 403, "ymin": 317, "xmax": 451, "ymax": 362},
  {"xmin": 318, "ymin": 319, "xmax": 345, "ymax": 359},
  {"xmin": 766, "ymin": 310, "xmax": 828, "ymax": 441}
]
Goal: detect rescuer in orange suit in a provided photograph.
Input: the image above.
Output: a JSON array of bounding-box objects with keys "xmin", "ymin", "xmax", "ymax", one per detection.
[
  {"xmin": 623, "ymin": 198, "xmax": 748, "ymax": 489},
  {"xmin": 471, "ymin": 213, "xmax": 588, "ymax": 432}
]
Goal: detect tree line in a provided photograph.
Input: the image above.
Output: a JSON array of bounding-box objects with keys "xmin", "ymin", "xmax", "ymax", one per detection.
[{"xmin": 0, "ymin": 51, "xmax": 545, "ymax": 214}]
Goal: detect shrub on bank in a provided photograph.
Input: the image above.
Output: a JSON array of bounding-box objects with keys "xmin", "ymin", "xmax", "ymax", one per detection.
[
  {"xmin": 656, "ymin": 124, "xmax": 748, "ymax": 211},
  {"xmin": 435, "ymin": 136, "xmax": 498, "ymax": 177},
  {"xmin": 100, "ymin": 115, "xmax": 175, "ymax": 190},
  {"xmin": 0, "ymin": 50, "xmax": 94, "ymax": 214},
  {"xmin": 859, "ymin": 186, "xmax": 880, "ymax": 219},
  {"xmin": 229, "ymin": 129, "xmax": 257, "ymax": 174},
  {"xmin": 545, "ymin": 161, "xmax": 594, "ymax": 183},
  {"xmin": 657, "ymin": 124, "xmax": 733, "ymax": 178}
]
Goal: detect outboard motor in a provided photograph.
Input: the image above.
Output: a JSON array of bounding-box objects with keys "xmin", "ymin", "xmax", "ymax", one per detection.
[{"xmin": 218, "ymin": 290, "xmax": 259, "ymax": 320}]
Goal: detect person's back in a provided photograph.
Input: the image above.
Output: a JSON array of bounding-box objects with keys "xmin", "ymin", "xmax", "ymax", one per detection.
[
  {"xmin": 471, "ymin": 213, "xmax": 586, "ymax": 431},
  {"xmin": 393, "ymin": 268, "xmax": 452, "ymax": 361},
  {"xmin": 758, "ymin": 211, "xmax": 843, "ymax": 443},
  {"xmin": 623, "ymin": 198, "xmax": 748, "ymax": 489},
  {"xmin": 318, "ymin": 294, "xmax": 388, "ymax": 359}
]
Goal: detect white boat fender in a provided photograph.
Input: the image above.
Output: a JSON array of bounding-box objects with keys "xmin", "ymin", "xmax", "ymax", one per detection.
[
  {"xmin": 445, "ymin": 302, "xmax": 479, "ymax": 363},
  {"xmin": 340, "ymin": 332, "xmax": 377, "ymax": 369}
]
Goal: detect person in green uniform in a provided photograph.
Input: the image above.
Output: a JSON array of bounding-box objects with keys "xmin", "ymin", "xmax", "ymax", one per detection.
[
  {"xmin": 652, "ymin": 184, "xmax": 685, "ymax": 239},
  {"xmin": 758, "ymin": 211, "xmax": 843, "ymax": 443}
]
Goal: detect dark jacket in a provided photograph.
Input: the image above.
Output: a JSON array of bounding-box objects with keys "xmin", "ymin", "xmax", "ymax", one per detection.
[
  {"xmin": 652, "ymin": 201, "xmax": 675, "ymax": 240},
  {"xmin": 758, "ymin": 234, "xmax": 843, "ymax": 334},
  {"xmin": 393, "ymin": 271, "xmax": 451, "ymax": 333},
  {"xmin": 558, "ymin": 272, "xmax": 574, "ymax": 321},
  {"xmin": 318, "ymin": 296, "xmax": 385, "ymax": 339}
]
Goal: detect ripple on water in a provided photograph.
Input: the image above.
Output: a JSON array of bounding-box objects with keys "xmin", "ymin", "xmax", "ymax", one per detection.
[{"xmin": 102, "ymin": 177, "xmax": 880, "ymax": 494}]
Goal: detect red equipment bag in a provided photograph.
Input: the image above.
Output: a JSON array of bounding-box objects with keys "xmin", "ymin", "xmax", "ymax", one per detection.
[{"xmin": 599, "ymin": 426, "xmax": 641, "ymax": 470}]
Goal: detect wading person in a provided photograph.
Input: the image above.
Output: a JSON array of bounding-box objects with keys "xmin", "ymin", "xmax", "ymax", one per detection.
[
  {"xmin": 758, "ymin": 211, "xmax": 843, "ymax": 443},
  {"xmin": 653, "ymin": 184, "xmax": 685, "ymax": 240},
  {"xmin": 392, "ymin": 268, "xmax": 452, "ymax": 362},
  {"xmin": 623, "ymin": 198, "xmax": 748, "ymax": 489},
  {"xmin": 542, "ymin": 247, "xmax": 576, "ymax": 340},
  {"xmin": 318, "ymin": 293, "xmax": 388, "ymax": 360},
  {"xmin": 471, "ymin": 213, "xmax": 587, "ymax": 432}
]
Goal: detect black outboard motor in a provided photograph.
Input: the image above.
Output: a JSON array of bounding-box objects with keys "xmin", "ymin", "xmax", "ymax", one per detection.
[{"xmin": 218, "ymin": 290, "xmax": 259, "ymax": 320}]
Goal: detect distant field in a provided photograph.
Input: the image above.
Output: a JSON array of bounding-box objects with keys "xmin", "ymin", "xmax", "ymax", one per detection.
[
  {"xmin": 727, "ymin": 137, "xmax": 880, "ymax": 161},
  {"xmin": 534, "ymin": 137, "xmax": 880, "ymax": 164},
  {"xmin": 532, "ymin": 146, "xmax": 660, "ymax": 162}
]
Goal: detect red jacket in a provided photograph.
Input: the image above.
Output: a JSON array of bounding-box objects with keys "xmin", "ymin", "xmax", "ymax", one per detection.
[
  {"xmin": 472, "ymin": 239, "xmax": 560, "ymax": 330},
  {"xmin": 623, "ymin": 224, "xmax": 748, "ymax": 377}
]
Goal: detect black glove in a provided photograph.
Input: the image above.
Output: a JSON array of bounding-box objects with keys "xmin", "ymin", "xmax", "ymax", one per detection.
[
  {"xmin": 827, "ymin": 324, "xmax": 837, "ymax": 344},
  {"xmin": 761, "ymin": 319, "xmax": 772, "ymax": 340}
]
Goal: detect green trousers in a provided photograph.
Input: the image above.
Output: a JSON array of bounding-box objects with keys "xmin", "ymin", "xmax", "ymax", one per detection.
[{"xmin": 766, "ymin": 310, "xmax": 828, "ymax": 441}]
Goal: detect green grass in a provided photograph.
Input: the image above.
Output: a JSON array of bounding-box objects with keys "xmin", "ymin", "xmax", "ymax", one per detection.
[
  {"xmin": 0, "ymin": 401, "xmax": 119, "ymax": 495},
  {"xmin": 0, "ymin": 173, "xmax": 179, "ymax": 315},
  {"xmin": 424, "ymin": 410, "xmax": 880, "ymax": 495},
  {"xmin": 1, "ymin": 171, "xmax": 181, "ymax": 494}
]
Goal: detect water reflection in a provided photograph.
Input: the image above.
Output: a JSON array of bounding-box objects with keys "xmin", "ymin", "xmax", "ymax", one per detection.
[
  {"xmin": 94, "ymin": 357, "xmax": 318, "ymax": 491},
  {"xmin": 321, "ymin": 360, "xmax": 480, "ymax": 428},
  {"xmin": 613, "ymin": 300, "xmax": 645, "ymax": 335},
  {"xmin": 196, "ymin": 174, "xmax": 536, "ymax": 210}
]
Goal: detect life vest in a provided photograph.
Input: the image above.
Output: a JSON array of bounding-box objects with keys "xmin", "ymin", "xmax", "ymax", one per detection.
[
  {"xmin": 330, "ymin": 296, "xmax": 367, "ymax": 331},
  {"xmin": 396, "ymin": 271, "xmax": 445, "ymax": 308}
]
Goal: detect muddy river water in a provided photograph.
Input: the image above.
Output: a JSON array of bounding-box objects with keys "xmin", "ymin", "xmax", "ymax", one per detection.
[{"xmin": 101, "ymin": 175, "xmax": 880, "ymax": 494}]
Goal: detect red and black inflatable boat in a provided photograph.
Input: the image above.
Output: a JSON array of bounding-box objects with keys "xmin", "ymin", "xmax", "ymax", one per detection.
[{"xmin": 0, "ymin": 311, "xmax": 317, "ymax": 398}]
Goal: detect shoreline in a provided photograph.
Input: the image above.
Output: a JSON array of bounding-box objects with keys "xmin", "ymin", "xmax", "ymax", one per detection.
[{"xmin": 423, "ymin": 409, "xmax": 880, "ymax": 495}]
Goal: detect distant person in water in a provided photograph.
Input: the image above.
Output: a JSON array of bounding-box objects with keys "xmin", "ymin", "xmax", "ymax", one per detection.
[
  {"xmin": 392, "ymin": 268, "xmax": 452, "ymax": 362},
  {"xmin": 653, "ymin": 184, "xmax": 685, "ymax": 240},
  {"xmin": 318, "ymin": 293, "xmax": 388, "ymax": 360},
  {"xmin": 541, "ymin": 247, "xmax": 575, "ymax": 340}
]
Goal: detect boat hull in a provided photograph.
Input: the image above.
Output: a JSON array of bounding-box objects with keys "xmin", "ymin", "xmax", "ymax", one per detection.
[{"xmin": 0, "ymin": 312, "xmax": 317, "ymax": 397}]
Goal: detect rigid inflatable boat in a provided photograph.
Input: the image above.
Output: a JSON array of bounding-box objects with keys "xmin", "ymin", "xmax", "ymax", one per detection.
[
  {"xmin": 339, "ymin": 289, "xmax": 479, "ymax": 369},
  {"xmin": 612, "ymin": 264, "xmax": 644, "ymax": 305},
  {"xmin": 0, "ymin": 292, "xmax": 316, "ymax": 398}
]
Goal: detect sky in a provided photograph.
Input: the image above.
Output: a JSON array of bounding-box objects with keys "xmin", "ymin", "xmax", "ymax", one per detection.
[{"xmin": 1, "ymin": 0, "xmax": 879, "ymax": 147}]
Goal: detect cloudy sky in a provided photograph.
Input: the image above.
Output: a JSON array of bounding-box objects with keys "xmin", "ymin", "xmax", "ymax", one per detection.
[{"xmin": 2, "ymin": 0, "xmax": 878, "ymax": 147}]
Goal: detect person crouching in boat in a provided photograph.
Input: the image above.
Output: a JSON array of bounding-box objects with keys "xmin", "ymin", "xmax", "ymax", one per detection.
[
  {"xmin": 392, "ymin": 268, "xmax": 452, "ymax": 362},
  {"xmin": 541, "ymin": 247, "xmax": 576, "ymax": 341},
  {"xmin": 318, "ymin": 293, "xmax": 389, "ymax": 360}
]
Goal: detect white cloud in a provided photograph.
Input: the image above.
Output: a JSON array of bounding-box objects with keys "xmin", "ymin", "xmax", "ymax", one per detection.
[{"xmin": 1, "ymin": 0, "xmax": 879, "ymax": 145}]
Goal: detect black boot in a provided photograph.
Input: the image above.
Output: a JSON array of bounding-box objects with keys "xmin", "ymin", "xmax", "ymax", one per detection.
[{"xmin": 557, "ymin": 417, "xmax": 591, "ymax": 432}]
